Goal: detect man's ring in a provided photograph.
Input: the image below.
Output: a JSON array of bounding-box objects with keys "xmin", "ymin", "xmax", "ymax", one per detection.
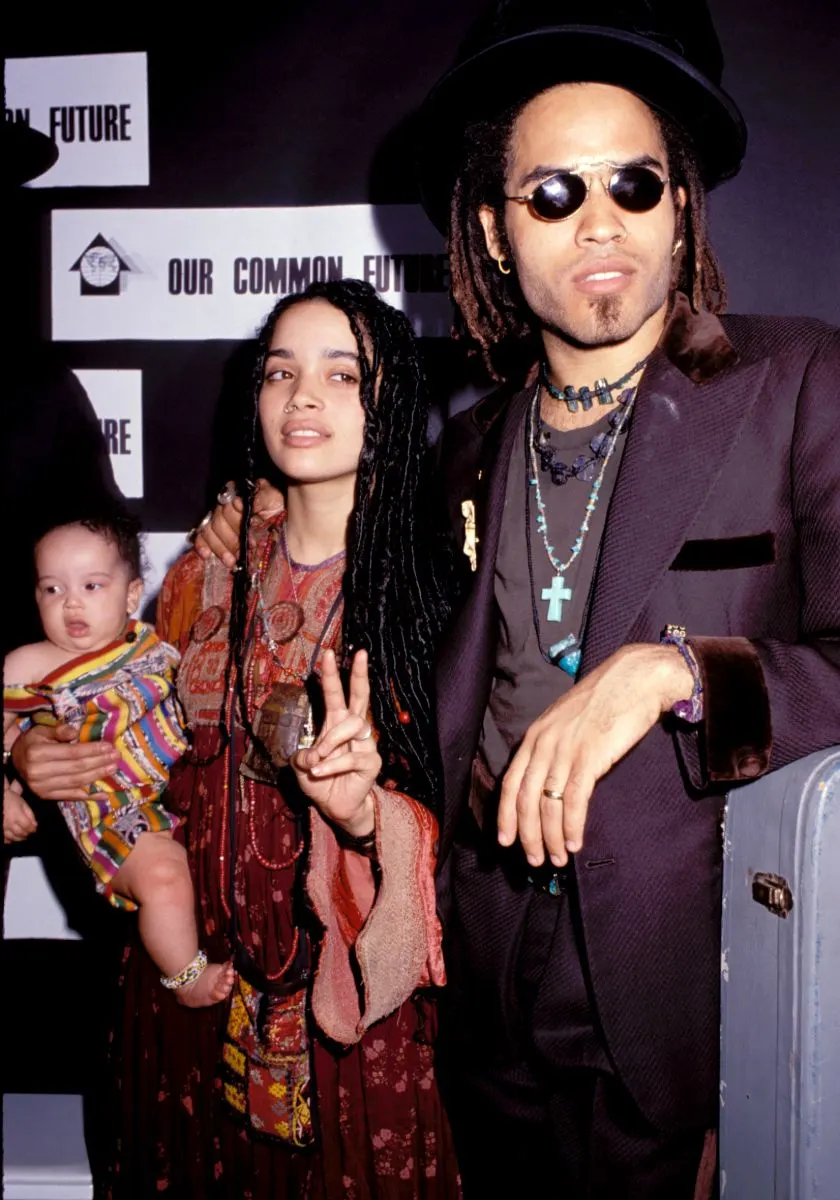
[
  {"xmin": 217, "ymin": 486, "xmax": 236, "ymax": 506},
  {"xmin": 542, "ymin": 789, "xmax": 564, "ymax": 800}
]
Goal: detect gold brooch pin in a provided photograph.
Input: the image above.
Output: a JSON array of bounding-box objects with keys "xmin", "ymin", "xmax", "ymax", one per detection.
[{"xmin": 461, "ymin": 499, "xmax": 478, "ymax": 572}]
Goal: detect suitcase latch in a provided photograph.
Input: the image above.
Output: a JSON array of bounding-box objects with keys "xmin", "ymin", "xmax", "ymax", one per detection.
[{"xmin": 752, "ymin": 872, "xmax": 793, "ymax": 918}]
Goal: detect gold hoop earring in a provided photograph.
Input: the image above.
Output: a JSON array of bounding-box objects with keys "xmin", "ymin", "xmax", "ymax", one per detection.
[
  {"xmin": 672, "ymin": 238, "xmax": 684, "ymax": 258},
  {"xmin": 497, "ymin": 256, "xmax": 512, "ymax": 276}
]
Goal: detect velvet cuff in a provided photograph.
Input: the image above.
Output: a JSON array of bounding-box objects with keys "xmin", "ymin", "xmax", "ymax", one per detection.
[{"xmin": 677, "ymin": 636, "xmax": 772, "ymax": 787}]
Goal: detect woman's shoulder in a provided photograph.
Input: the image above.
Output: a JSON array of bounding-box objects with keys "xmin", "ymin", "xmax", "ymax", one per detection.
[
  {"xmin": 163, "ymin": 546, "xmax": 206, "ymax": 591},
  {"xmin": 157, "ymin": 549, "xmax": 211, "ymax": 648}
]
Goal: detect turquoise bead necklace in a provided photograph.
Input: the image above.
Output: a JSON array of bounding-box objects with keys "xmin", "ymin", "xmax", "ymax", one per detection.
[{"xmin": 525, "ymin": 380, "xmax": 639, "ymax": 675}]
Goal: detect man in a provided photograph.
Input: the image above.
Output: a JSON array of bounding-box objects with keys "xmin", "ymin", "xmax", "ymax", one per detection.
[{"xmin": 413, "ymin": 0, "xmax": 840, "ymax": 1196}]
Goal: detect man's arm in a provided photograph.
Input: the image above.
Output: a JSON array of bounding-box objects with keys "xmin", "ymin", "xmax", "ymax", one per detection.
[
  {"xmin": 499, "ymin": 328, "xmax": 840, "ymax": 866},
  {"xmin": 684, "ymin": 329, "xmax": 840, "ymax": 783}
]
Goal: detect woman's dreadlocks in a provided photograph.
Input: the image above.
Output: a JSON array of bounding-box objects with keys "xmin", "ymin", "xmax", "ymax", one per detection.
[{"xmin": 228, "ymin": 279, "xmax": 452, "ymax": 808}]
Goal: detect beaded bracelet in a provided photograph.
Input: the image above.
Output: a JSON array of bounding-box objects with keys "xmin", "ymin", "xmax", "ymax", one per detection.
[
  {"xmin": 161, "ymin": 949, "xmax": 208, "ymax": 991},
  {"xmin": 332, "ymin": 825, "xmax": 378, "ymax": 860},
  {"xmin": 660, "ymin": 625, "xmax": 704, "ymax": 724}
]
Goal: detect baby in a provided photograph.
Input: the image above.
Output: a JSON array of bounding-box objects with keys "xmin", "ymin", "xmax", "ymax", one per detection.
[{"xmin": 3, "ymin": 507, "xmax": 234, "ymax": 1008}]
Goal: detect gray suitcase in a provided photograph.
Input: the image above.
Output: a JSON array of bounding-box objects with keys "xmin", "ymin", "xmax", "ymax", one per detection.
[{"xmin": 719, "ymin": 746, "xmax": 840, "ymax": 1199}]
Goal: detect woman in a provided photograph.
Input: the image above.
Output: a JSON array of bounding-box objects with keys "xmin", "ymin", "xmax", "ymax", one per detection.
[{"xmin": 103, "ymin": 279, "xmax": 459, "ymax": 1197}]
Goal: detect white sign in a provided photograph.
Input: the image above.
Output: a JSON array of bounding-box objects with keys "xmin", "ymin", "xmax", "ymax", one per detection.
[
  {"xmin": 6, "ymin": 52, "xmax": 149, "ymax": 188},
  {"xmin": 73, "ymin": 369, "xmax": 144, "ymax": 499},
  {"xmin": 51, "ymin": 205, "xmax": 451, "ymax": 340}
]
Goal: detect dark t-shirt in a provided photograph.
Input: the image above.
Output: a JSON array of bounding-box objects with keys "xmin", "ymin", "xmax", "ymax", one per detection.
[
  {"xmin": 480, "ymin": 399, "xmax": 629, "ymax": 780},
  {"xmin": 472, "ymin": 393, "xmax": 630, "ymax": 1074}
]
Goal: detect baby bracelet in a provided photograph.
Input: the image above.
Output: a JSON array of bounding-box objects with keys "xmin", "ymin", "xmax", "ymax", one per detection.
[
  {"xmin": 660, "ymin": 625, "xmax": 704, "ymax": 724},
  {"xmin": 161, "ymin": 949, "xmax": 208, "ymax": 991}
]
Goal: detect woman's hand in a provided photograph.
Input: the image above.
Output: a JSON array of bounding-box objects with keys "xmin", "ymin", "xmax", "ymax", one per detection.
[
  {"xmin": 194, "ymin": 479, "xmax": 284, "ymax": 570},
  {"xmin": 11, "ymin": 722, "xmax": 117, "ymax": 801},
  {"xmin": 292, "ymin": 650, "xmax": 380, "ymax": 837},
  {"xmin": 4, "ymin": 780, "xmax": 37, "ymax": 843}
]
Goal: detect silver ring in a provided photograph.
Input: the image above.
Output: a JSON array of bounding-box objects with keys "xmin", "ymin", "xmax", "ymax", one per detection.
[
  {"xmin": 198, "ymin": 511, "xmax": 212, "ymax": 530},
  {"xmin": 217, "ymin": 486, "xmax": 236, "ymax": 506},
  {"xmin": 542, "ymin": 789, "xmax": 564, "ymax": 801},
  {"xmin": 356, "ymin": 725, "xmax": 373, "ymax": 741}
]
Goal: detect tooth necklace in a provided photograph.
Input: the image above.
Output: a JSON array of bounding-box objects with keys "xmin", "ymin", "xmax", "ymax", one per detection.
[
  {"xmin": 526, "ymin": 379, "xmax": 639, "ymax": 674},
  {"xmin": 539, "ymin": 354, "xmax": 649, "ymax": 413}
]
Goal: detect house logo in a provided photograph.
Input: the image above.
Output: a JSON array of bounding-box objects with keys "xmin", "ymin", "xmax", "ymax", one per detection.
[{"xmin": 70, "ymin": 233, "xmax": 131, "ymax": 295}]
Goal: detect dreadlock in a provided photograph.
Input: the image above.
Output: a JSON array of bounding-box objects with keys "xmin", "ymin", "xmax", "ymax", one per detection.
[
  {"xmin": 654, "ymin": 111, "xmax": 727, "ymax": 317},
  {"xmin": 228, "ymin": 279, "xmax": 452, "ymax": 808},
  {"xmin": 448, "ymin": 92, "xmax": 728, "ymax": 382}
]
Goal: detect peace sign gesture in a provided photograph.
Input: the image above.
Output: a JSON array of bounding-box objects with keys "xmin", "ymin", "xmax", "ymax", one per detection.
[{"xmin": 292, "ymin": 649, "xmax": 380, "ymax": 837}]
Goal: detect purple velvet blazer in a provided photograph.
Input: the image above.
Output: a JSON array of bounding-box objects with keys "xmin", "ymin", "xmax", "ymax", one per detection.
[{"xmin": 435, "ymin": 296, "xmax": 840, "ymax": 1131}]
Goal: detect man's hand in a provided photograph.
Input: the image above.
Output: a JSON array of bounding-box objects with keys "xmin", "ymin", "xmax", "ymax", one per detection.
[
  {"xmin": 4, "ymin": 781, "xmax": 37, "ymax": 843},
  {"xmin": 194, "ymin": 479, "xmax": 284, "ymax": 570},
  {"xmin": 498, "ymin": 643, "xmax": 693, "ymax": 868},
  {"xmin": 11, "ymin": 723, "xmax": 118, "ymax": 801}
]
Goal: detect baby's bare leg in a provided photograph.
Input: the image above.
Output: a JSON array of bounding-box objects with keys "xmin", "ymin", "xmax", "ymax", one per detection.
[{"xmin": 111, "ymin": 831, "xmax": 234, "ymax": 1007}]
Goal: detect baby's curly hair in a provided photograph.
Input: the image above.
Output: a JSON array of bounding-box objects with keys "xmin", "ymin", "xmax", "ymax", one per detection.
[{"xmin": 33, "ymin": 500, "xmax": 144, "ymax": 580}]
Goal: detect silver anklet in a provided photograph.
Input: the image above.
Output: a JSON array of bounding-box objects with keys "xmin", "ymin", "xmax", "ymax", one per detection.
[{"xmin": 161, "ymin": 949, "xmax": 208, "ymax": 990}]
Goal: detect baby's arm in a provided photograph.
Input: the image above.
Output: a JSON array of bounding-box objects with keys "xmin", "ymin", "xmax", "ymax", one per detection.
[
  {"xmin": 4, "ymin": 661, "xmax": 38, "ymax": 842},
  {"xmin": 4, "ymin": 643, "xmax": 48, "ymax": 754},
  {"xmin": 3, "ymin": 782, "xmax": 37, "ymax": 843},
  {"xmin": 4, "ymin": 707, "xmax": 37, "ymax": 845}
]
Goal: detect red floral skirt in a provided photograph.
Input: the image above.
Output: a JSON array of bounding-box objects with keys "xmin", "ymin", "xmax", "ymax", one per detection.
[{"xmin": 100, "ymin": 735, "xmax": 460, "ymax": 1198}]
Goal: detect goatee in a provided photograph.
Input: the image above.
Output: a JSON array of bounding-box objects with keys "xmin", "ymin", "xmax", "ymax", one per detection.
[{"xmin": 591, "ymin": 295, "xmax": 623, "ymax": 340}]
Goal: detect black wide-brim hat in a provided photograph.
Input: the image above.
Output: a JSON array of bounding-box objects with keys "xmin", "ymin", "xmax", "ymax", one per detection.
[{"xmin": 417, "ymin": 1, "xmax": 747, "ymax": 234}]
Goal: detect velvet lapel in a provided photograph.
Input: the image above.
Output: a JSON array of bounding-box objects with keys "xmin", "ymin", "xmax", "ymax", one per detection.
[
  {"xmin": 437, "ymin": 385, "xmax": 531, "ymax": 856},
  {"xmin": 579, "ymin": 349, "xmax": 771, "ymax": 674}
]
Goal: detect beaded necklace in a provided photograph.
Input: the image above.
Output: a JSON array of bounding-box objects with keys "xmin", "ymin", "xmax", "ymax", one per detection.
[
  {"xmin": 539, "ymin": 354, "xmax": 649, "ymax": 412},
  {"xmin": 533, "ymin": 387, "xmax": 635, "ymax": 486},
  {"xmin": 525, "ymin": 381, "xmax": 638, "ymax": 675},
  {"xmin": 219, "ymin": 518, "xmax": 343, "ymax": 984}
]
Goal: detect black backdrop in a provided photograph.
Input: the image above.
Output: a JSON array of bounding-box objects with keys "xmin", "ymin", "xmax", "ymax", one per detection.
[
  {"xmin": 6, "ymin": 0, "xmax": 840, "ymax": 544},
  {"xmin": 2, "ymin": 0, "xmax": 839, "ymax": 1109}
]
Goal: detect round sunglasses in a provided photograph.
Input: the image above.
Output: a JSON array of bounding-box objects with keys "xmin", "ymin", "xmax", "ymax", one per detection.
[{"xmin": 505, "ymin": 164, "xmax": 668, "ymax": 222}]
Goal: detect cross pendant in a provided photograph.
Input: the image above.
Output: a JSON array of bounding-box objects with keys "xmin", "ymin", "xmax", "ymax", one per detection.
[{"xmin": 542, "ymin": 574, "xmax": 573, "ymax": 622}]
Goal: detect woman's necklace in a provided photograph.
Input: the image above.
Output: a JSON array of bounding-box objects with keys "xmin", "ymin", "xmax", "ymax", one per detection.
[
  {"xmin": 525, "ymin": 381, "xmax": 638, "ymax": 674},
  {"xmin": 278, "ymin": 524, "xmax": 344, "ymax": 748},
  {"xmin": 242, "ymin": 520, "xmax": 343, "ymax": 773}
]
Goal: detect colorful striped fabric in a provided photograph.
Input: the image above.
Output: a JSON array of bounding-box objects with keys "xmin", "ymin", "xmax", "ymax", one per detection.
[{"xmin": 4, "ymin": 619, "xmax": 189, "ymax": 908}]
